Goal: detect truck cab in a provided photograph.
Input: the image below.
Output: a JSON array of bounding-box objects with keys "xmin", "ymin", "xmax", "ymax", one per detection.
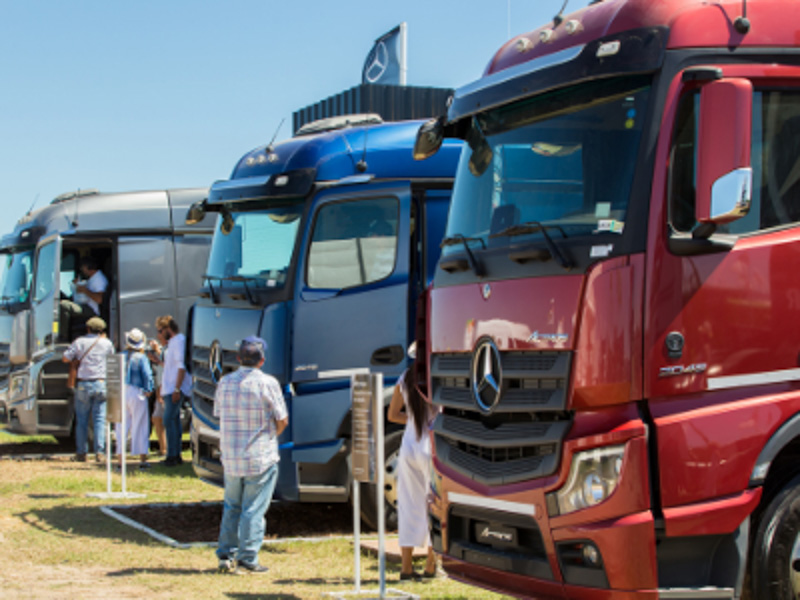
[
  {"xmin": 0, "ymin": 188, "xmax": 215, "ymax": 440},
  {"xmin": 189, "ymin": 115, "xmax": 462, "ymax": 528},
  {"xmin": 417, "ymin": 0, "xmax": 800, "ymax": 598}
]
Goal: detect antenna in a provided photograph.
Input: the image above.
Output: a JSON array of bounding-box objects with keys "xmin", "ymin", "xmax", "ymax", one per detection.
[
  {"xmin": 27, "ymin": 193, "xmax": 40, "ymax": 215},
  {"xmin": 734, "ymin": 0, "xmax": 750, "ymax": 34},
  {"xmin": 553, "ymin": 0, "xmax": 569, "ymax": 28},
  {"xmin": 265, "ymin": 118, "xmax": 285, "ymax": 155}
]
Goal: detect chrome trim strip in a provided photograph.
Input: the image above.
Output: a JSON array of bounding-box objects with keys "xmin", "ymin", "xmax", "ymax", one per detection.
[
  {"xmin": 707, "ymin": 367, "xmax": 800, "ymax": 391},
  {"xmin": 449, "ymin": 492, "xmax": 536, "ymax": 517},
  {"xmin": 317, "ymin": 367, "xmax": 370, "ymax": 379}
]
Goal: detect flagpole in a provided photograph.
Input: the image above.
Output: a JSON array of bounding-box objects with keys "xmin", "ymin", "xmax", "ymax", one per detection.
[{"xmin": 399, "ymin": 22, "xmax": 407, "ymax": 86}]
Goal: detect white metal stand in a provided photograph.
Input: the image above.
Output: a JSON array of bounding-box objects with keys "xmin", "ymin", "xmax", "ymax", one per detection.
[
  {"xmin": 326, "ymin": 372, "xmax": 415, "ymax": 600},
  {"xmin": 86, "ymin": 389, "xmax": 145, "ymax": 500}
]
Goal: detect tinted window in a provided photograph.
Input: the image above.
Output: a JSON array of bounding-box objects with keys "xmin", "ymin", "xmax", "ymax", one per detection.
[{"xmin": 307, "ymin": 197, "xmax": 398, "ymax": 289}]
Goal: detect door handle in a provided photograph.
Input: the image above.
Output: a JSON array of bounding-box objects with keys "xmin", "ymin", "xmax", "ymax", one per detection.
[{"xmin": 371, "ymin": 344, "xmax": 405, "ymax": 366}]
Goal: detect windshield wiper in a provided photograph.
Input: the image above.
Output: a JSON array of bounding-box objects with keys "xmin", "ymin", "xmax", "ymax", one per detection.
[
  {"xmin": 440, "ymin": 234, "xmax": 486, "ymax": 277},
  {"xmin": 228, "ymin": 276, "xmax": 257, "ymax": 305},
  {"xmin": 203, "ymin": 275, "xmax": 220, "ymax": 304},
  {"xmin": 490, "ymin": 221, "xmax": 572, "ymax": 270}
]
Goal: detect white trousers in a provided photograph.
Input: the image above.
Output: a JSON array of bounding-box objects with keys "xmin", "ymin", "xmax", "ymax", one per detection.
[{"xmin": 115, "ymin": 384, "xmax": 150, "ymax": 456}]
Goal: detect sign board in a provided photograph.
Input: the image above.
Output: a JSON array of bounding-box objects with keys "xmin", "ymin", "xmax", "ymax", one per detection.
[
  {"xmin": 106, "ymin": 353, "xmax": 125, "ymax": 423},
  {"xmin": 351, "ymin": 372, "xmax": 382, "ymax": 483}
]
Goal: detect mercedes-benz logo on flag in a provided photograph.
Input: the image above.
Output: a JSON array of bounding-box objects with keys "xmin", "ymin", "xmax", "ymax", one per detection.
[
  {"xmin": 363, "ymin": 41, "xmax": 389, "ymax": 84},
  {"xmin": 209, "ymin": 340, "xmax": 223, "ymax": 383},
  {"xmin": 471, "ymin": 337, "xmax": 503, "ymax": 413}
]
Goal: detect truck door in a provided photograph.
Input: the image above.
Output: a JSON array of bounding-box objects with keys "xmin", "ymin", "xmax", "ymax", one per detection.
[
  {"xmin": 30, "ymin": 234, "xmax": 62, "ymax": 355},
  {"xmin": 647, "ymin": 74, "xmax": 800, "ymax": 509},
  {"xmin": 291, "ymin": 183, "xmax": 411, "ymax": 451}
]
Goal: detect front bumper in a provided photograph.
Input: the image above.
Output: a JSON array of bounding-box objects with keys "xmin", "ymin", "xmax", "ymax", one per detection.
[{"xmin": 433, "ymin": 434, "xmax": 659, "ymax": 597}]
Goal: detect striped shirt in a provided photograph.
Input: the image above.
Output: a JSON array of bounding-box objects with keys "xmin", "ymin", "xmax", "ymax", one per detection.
[{"xmin": 213, "ymin": 367, "xmax": 288, "ymax": 477}]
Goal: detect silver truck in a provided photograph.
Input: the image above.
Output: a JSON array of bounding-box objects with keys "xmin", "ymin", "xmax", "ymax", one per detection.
[{"xmin": 0, "ymin": 188, "xmax": 215, "ymax": 441}]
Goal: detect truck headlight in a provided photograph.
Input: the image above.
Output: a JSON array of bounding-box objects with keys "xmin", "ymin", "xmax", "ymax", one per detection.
[
  {"xmin": 550, "ymin": 445, "xmax": 624, "ymax": 516},
  {"xmin": 9, "ymin": 373, "xmax": 29, "ymax": 402}
]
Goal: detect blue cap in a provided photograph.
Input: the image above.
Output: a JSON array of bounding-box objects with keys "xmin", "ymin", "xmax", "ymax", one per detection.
[{"xmin": 238, "ymin": 336, "xmax": 267, "ymax": 365}]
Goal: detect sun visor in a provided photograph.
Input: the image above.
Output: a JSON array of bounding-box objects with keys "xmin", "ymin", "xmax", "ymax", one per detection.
[{"xmin": 207, "ymin": 168, "xmax": 316, "ymax": 206}]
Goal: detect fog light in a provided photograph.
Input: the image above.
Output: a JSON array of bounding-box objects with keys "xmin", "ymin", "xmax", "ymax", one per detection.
[{"xmin": 582, "ymin": 544, "xmax": 600, "ymax": 566}]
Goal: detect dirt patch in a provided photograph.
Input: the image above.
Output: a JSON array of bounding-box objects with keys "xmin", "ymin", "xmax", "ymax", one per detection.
[{"xmin": 115, "ymin": 501, "xmax": 360, "ymax": 544}]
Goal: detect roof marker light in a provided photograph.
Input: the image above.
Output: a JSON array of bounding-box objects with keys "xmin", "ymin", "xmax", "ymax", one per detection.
[
  {"xmin": 565, "ymin": 19, "xmax": 582, "ymax": 35},
  {"xmin": 515, "ymin": 37, "xmax": 533, "ymax": 53},
  {"xmin": 539, "ymin": 29, "xmax": 555, "ymax": 43}
]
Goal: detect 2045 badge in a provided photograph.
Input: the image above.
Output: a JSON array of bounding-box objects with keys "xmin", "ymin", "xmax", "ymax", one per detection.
[{"xmin": 658, "ymin": 363, "xmax": 707, "ymax": 378}]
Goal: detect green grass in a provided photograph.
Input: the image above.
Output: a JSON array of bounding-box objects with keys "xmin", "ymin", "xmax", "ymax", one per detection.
[{"xmin": 0, "ymin": 432, "xmax": 511, "ymax": 599}]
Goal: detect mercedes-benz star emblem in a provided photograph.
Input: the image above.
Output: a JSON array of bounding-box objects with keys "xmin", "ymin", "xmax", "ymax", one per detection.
[
  {"xmin": 364, "ymin": 41, "xmax": 389, "ymax": 83},
  {"xmin": 471, "ymin": 338, "xmax": 503, "ymax": 413},
  {"xmin": 209, "ymin": 340, "xmax": 223, "ymax": 384}
]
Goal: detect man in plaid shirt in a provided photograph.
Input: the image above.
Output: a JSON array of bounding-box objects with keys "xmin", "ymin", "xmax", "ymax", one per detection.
[{"xmin": 214, "ymin": 336, "xmax": 288, "ymax": 575}]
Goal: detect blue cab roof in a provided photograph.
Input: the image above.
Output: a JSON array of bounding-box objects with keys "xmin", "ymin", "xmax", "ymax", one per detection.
[{"xmin": 208, "ymin": 120, "xmax": 462, "ymax": 206}]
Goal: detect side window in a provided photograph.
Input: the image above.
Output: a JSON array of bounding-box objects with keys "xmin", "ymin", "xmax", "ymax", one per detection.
[
  {"xmin": 307, "ymin": 197, "xmax": 398, "ymax": 289},
  {"xmin": 670, "ymin": 87, "xmax": 800, "ymax": 235},
  {"xmin": 33, "ymin": 242, "xmax": 57, "ymax": 302}
]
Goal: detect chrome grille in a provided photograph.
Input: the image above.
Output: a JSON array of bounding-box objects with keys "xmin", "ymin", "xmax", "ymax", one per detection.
[
  {"xmin": 191, "ymin": 345, "xmax": 238, "ymax": 405},
  {"xmin": 431, "ymin": 350, "xmax": 573, "ymax": 486}
]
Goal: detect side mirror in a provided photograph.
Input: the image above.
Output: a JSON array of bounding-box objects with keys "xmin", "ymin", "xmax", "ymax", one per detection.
[
  {"xmin": 185, "ymin": 199, "xmax": 207, "ymax": 225},
  {"xmin": 220, "ymin": 209, "xmax": 235, "ymax": 236},
  {"xmin": 696, "ymin": 78, "xmax": 753, "ymax": 230},
  {"xmin": 413, "ymin": 117, "xmax": 445, "ymax": 160}
]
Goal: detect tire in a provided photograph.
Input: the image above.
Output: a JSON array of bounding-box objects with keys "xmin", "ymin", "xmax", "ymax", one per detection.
[
  {"xmin": 359, "ymin": 429, "xmax": 402, "ymax": 532},
  {"xmin": 751, "ymin": 472, "xmax": 800, "ymax": 599}
]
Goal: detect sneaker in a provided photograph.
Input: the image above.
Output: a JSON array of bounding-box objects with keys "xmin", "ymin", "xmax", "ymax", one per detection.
[
  {"xmin": 236, "ymin": 561, "xmax": 269, "ymax": 574},
  {"xmin": 95, "ymin": 454, "xmax": 104, "ymax": 463},
  {"xmin": 138, "ymin": 462, "xmax": 151, "ymax": 471},
  {"xmin": 217, "ymin": 557, "xmax": 236, "ymax": 574}
]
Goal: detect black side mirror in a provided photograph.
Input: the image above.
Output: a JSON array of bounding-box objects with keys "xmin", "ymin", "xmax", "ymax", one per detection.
[
  {"xmin": 185, "ymin": 199, "xmax": 207, "ymax": 225},
  {"xmin": 413, "ymin": 117, "xmax": 445, "ymax": 160}
]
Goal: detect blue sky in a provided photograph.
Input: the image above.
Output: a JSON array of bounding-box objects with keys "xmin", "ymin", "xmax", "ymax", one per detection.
[{"xmin": 0, "ymin": 1, "xmax": 559, "ymax": 229}]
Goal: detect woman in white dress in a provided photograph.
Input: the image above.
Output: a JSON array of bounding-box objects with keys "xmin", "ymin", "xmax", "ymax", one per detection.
[
  {"xmin": 388, "ymin": 342, "xmax": 438, "ymax": 580},
  {"xmin": 115, "ymin": 328, "xmax": 155, "ymax": 470}
]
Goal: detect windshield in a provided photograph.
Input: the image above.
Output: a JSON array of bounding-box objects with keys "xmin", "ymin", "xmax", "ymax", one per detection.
[
  {"xmin": 206, "ymin": 203, "xmax": 303, "ymax": 288},
  {"xmin": 444, "ymin": 75, "xmax": 651, "ymax": 254},
  {"xmin": 0, "ymin": 249, "xmax": 34, "ymax": 306}
]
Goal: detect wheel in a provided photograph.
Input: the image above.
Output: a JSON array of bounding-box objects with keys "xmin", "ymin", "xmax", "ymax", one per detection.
[
  {"xmin": 359, "ymin": 429, "xmax": 402, "ymax": 531},
  {"xmin": 751, "ymin": 472, "xmax": 800, "ymax": 599}
]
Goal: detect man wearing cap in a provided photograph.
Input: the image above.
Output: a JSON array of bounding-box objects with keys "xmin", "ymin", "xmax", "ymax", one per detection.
[
  {"xmin": 215, "ymin": 336, "xmax": 288, "ymax": 575},
  {"xmin": 62, "ymin": 316, "xmax": 115, "ymax": 462}
]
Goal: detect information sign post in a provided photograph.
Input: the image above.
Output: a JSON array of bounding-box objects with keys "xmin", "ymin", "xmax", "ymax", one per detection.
[
  {"xmin": 326, "ymin": 372, "xmax": 415, "ymax": 600},
  {"xmin": 86, "ymin": 353, "xmax": 145, "ymax": 500}
]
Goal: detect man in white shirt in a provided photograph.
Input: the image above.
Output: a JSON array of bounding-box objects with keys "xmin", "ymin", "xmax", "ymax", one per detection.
[
  {"xmin": 62, "ymin": 316, "xmax": 115, "ymax": 462},
  {"xmin": 60, "ymin": 256, "xmax": 109, "ymax": 341},
  {"xmin": 154, "ymin": 315, "xmax": 192, "ymax": 466}
]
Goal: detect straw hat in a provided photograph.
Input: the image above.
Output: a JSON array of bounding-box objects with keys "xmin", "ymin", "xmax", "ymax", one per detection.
[{"xmin": 125, "ymin": 328, "xmax": 146, "ymax": 350}]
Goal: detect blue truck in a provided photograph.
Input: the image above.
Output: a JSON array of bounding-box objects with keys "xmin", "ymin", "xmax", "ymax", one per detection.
[{"xmin": 187, "ymin": 115, "xmax": 462, "ymax": 527}]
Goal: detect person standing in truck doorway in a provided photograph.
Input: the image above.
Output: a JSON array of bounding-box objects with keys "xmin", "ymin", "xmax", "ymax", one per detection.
[
  {"xmin": 62, "ymin": 316, "xmax": 115, "ymax": 463},
  {"xmin": 154, "ymin": 315, "xmax": 192, "ymax": 466},
  {"xmin": 60, "ymin": 256, "xmax": 108, "ymax": 341},
  {"xmin": 215, "ymin": 336, "xmax": 288, "ymax": 574},
  {"xmin": 388, "ymin": 341, "xmax": 439, "ymax": 580}
]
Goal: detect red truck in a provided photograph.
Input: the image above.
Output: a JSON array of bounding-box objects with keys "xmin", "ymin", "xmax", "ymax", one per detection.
[{"xmin": 414, "ymin": 0, "xmax": 800, "ymax": 598}]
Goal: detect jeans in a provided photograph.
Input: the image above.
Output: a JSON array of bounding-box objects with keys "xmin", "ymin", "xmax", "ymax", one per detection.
[
  {"xmin": 216, "ymin": 463, "xmax": 279, "ymax": 566},
  {"xmin": 74, "ymin": 380, "xmax": 107, "ymax": 455},
  {"xmin": 163, "ymin": 392, "xmax": 184, "ymax": 460}
]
